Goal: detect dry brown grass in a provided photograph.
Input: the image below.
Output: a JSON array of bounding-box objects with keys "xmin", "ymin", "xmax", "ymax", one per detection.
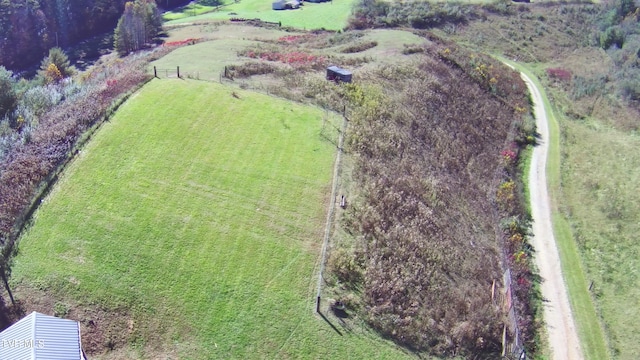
[{"xmin": 325, "ymin": 39, "xmax": 534, "ymax": 357}]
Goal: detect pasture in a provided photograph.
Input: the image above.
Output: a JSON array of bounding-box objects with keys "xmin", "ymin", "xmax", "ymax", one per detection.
[
  {"xmin": 10, "ymin": 79, "xmax": 409, "ymax": 359},
  {"xmin": 560, "ymin": 117, "xmax": 640, "ymax": 359},
  {"xmin": 164, "ymin": 0, "xmax": 357, "ymax": 30},
  {"xmin": 150, "ymin": 24, "xmax": 426, "ymax": 84}
]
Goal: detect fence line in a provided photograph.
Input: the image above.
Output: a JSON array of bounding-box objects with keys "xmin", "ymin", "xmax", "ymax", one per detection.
[
  {"xmin": 154, "ymin": 70, "xmax": 347, "ymax": 314},
  {"xmin": 482, "ymin": 70, "xmax": 527, "ymax": 359},
  {"xmin": 314, "ymin": 110, "xmax": 347, "ymax": 315},
  {"xmin": 0, "ymin": 78, "xmax": 153, "ymax": 304}
]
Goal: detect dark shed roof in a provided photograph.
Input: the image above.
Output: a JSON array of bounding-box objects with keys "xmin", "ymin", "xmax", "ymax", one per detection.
[{"xmin": 327, "ymin": 66, "xmax": 352, "ymax": 76}]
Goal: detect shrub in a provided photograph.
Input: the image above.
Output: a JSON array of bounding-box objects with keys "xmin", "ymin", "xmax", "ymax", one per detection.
[
  {"xmin": 501, "ymin": 148, "xmax": 517, "ymax": 167},
  {"xmin": 340, "ymin": 41, "xmax": 378, "ymax": 53},
  {"xmin": 497, "ymin": 180, "xmax": 516, "ymax": 210},
  {"xmin": 0, "ymin": 67, "xmax": 17, "ymax": 119},
  {"xmin": 600, "ymin": 26, "xmax": 625, "ymax": 49},
  {"xmin": 546, "ymin": 67, "xmax": 572, "ymax": 82},
  {"xmin": 277, "ymin": 34, "xmax": 316, "ymax": 44},
  {"xmin": 571, "ymin": 74, "xmax": 608, "ymax": 99},
  {"xmin": 226, "ymin": 62, "xmax": 277, "ymax": 78},
  {"xmin": 618, "ymin": 68, "xmax": 640, "ymax": 101},
  {"xmin": 199, "ymin": 0, "xmax": 223, "ymax": 5},
  {"xmin": 240, "ymin": 48, "xmax": 327, "ymax": 70},
  {"xmin": 482, "ymin": 0, "xmax": 515, "ymax": 16},
  {"xmin": 402, "ymin": 45, "xmax": 424, "ymax": 55},
  {"xmin": 163, "ymin": 38, "xmax": 202, "ymax": 47},
  {"xmin": 0, "ymin": 47, "xmax": 158, "ymax": 250},
  {"xmin": 328, "ymin": 247, "xmax": 364, "ymax": 285},
  {"xmin": 20, "ymin": 85, "xmax": 63, "ymax": 118},
  {"xmin": 349, "ymin": 0, "xmax": 475, "ymax": 30}
]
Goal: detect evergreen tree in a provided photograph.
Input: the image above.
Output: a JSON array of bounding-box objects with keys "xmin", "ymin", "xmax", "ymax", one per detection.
[{"xmin": 38, "ymin": 47, "xmax": 74, "ymax": 83}]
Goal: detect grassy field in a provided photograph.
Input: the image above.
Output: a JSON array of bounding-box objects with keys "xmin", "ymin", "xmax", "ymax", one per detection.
[
  {"xmin": 163, "ymin": 3, "xmax": 220, "ymax": 21},
  {"xmin": 10, "ymin": 79, "xmax": 410, "ymax": 359},
  {"xmin": 559, "ymin": 115, "xmax": 640, "ymax": 359},
  {"xmin": 164, "ymin": 0, "xmax": 357, "ymax": 30},
  {"xmin": 150, "ymin": 26, "xmax": 425, "ymax": 82},
  {"xmin": 151, "ymin": 38, "xmax": 265, "ymax": 80}
]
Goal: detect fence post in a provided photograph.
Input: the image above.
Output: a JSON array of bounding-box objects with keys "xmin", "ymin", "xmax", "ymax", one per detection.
[
  {"xmin": 177, "ymin": 66, "xmax": 180, "ymax": 78},
  {"xmin": 154, "ymin": 66, "xmax": 157, "ymax": 78},
  {"xmin": 1, "ymin": 267, "xmax": 14, "ymax": 305}
]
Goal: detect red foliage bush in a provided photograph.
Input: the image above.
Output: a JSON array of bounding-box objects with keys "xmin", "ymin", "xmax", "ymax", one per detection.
[
  {"xmin": 277, "ymin": 34, "xmax": 315, "ymax": 44},
  {"xmin": 546, "ymin": 67, "xmax": 572, "ymax": 82},
  {"xmin": 163, "ymin": 38, "xmax": 201, "ymax": 47}
]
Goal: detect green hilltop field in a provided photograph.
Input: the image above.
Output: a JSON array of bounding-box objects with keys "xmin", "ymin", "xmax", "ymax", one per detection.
[{"xmin": 10, "ymin": 79, "xmax": 409, "ymax": 358}]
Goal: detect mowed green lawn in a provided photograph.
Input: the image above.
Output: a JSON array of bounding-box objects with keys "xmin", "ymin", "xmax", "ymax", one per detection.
[
  {"xmin": 164, "ymin": 0, "xmax": 357, "ymax": 30},
  {"xmin": 11, "ymin": 79, "xmax": 408, "ymax": 358}
]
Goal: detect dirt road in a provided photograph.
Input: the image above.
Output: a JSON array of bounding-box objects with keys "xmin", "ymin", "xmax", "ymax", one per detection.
[{"xmin": 522, "ymin": 72, "xmax": 584, "ymax": 360}]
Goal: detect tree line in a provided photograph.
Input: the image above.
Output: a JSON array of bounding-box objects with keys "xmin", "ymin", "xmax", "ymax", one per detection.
[{"xmin": 0, "ymin": 0, "xmax": 188, "ymax": 71}]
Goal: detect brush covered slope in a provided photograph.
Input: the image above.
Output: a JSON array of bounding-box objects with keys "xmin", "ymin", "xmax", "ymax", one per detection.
[{"xmin": 330, "ymin": 42, "xmax": 531, "ymax": 358}]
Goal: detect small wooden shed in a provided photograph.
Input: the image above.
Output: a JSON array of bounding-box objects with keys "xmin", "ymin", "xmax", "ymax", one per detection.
[
  {"xmin": 326, "ymin": 66, "xmax": 352, "ymax": 83},
  {"xmin": 272, "ymin": 0, "xmax": 286, "ymax": 10},
  {"xmin": 273, "ymin": 0, "xmax": 300, "ymax": 9}
]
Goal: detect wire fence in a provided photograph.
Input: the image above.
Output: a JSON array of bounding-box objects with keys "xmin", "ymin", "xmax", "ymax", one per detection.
[{"xmin": 315, "ymin": 108, "xmax": 348, "ymax": 315}]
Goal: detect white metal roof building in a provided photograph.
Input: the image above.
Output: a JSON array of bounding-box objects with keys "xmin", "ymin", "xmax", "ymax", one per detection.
[{"xmin": 0, "ymin": 311, "xmax": 85, "ymax": 360}]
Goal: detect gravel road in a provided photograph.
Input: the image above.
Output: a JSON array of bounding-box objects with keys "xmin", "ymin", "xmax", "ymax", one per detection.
[{"xmin": 522, "ymin": 72, "xmax": 584, "ymax": 360}]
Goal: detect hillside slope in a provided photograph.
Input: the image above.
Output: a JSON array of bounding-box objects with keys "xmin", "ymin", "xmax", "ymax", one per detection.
[{"xmin": 329, "ymin": 41, "xmax": 533, "ymax": 357}]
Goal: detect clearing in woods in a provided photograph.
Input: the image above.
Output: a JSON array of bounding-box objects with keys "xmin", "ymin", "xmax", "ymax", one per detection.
[{"xmin": 9, "ymin": 79, "xmax": 410, "ymax": 358}]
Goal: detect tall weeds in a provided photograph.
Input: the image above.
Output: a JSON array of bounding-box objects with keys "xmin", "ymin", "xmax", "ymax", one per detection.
[{"xmin": 331, "ymin": 42, "xmax": 534, "ymax": 357}]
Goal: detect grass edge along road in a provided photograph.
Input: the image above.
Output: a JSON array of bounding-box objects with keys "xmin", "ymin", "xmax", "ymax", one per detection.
[
  {"xmin": 10, "ymin": 79, "xmax": 410, "ymax": 359},
  {"xmin": 502, "ymin": 59, "xmax": 609, "ymax": 360}
]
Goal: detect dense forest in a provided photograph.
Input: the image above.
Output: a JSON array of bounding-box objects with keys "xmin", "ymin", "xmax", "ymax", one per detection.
[{"xmin": 0, "ymin": 0, "xmax": 188, "ymax": 71}]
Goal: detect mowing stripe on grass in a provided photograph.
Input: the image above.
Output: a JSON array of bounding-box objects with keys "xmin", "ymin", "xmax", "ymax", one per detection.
[{"xmin": 11, "ymin": 79, "xmax": 409, "ymax": 359}]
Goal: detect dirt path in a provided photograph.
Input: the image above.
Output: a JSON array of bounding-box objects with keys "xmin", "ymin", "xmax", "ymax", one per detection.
[{"xmin": 521, "ymin": 72, "xmax": 584, "ymax": 360}]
